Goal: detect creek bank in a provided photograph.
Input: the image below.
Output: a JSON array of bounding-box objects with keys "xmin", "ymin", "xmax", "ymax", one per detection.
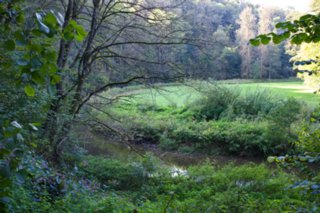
[{"xmin": 83, "ymin": 131, "xmax": 264, "ymax": 168}]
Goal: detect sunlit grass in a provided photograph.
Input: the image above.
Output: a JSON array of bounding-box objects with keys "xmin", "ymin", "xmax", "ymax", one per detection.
[{"xmin": 105, "ymin": 80, "xmax": 320, "ymax": 107}]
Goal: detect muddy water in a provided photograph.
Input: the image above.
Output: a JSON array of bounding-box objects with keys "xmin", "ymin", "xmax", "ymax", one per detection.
[{"xmin": 83, "ymin": 132, "xmax": 264, "ymax": 168}]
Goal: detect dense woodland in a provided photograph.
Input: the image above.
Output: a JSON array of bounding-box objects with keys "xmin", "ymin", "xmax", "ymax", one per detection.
[{"xmin": 1, "ymin": 0, "xmax": 320, "ymax": 212}]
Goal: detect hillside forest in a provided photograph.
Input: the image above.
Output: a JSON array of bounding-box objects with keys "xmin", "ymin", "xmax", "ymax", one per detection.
[{"xmin": 1, "ymin": 0, "xmax": 320, "ymax": 212}]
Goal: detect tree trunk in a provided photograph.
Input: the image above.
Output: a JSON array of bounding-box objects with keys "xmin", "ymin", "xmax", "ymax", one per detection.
[
  {"xmin": 50, "ymin": 0, "xmax": 101, "ymax": 162},
  {"xmin": 42, "ymin": 0, "xmax": 75, "ymax": 163}
]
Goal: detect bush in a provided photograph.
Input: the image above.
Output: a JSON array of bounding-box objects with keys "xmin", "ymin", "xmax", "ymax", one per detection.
[
  {"xmin": 126, "ymin": 116, "xmax": 292, "ymax": 156},
  {"xmin": 191, "ymin": 86, "xmax": 239, "ymax": 120},
  {"xmin": 265, "ymin": 98, "xmax": 303, "ymax": 153},
  {"xmin": 9, "ymin": 153, "xmax": 318, "ymax": 212},
  {"xmin": 191, "ymin": 86, "xmax": 279, "ymax": 121},
  {"xmin": 104, "ymin": 86, "xmax": 305, "ymax": 158},
  {"xmin": 204, "ymin": 121, "xmax": 272, "ymax": 155},
  {"xmin": 136, "ymin": 163, "xmax": 316, "ymax": 212},
  {"xmin": 80, "ymin": 156, "xmax": 149, "ymax": 190},
  {"xmin": 157, "ymin": 120, "xmax": 281, "ymax": 156},
  {"xmin": 231, "ymin": 89, "xmax": 276, "ymax": 120}
]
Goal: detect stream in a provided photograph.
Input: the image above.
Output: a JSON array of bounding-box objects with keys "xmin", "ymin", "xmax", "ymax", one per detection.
[{"xmin": 82, "ymin": 131, "xmax": 264, "ymax": 169}]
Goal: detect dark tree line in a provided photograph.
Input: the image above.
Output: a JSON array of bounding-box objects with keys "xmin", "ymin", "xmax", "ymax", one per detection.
[{"xmin": 179, "ymin": 0, "xmax": 293, "ymax": 80}]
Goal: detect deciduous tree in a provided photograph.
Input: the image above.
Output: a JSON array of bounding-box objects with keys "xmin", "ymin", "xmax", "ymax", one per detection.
[{"xmin": 236, "ymin": 6, "xmax": 257, "ymax": 78}]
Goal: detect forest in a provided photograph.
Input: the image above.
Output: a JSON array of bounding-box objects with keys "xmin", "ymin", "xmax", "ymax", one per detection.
[{"xmin": 1, "ymin": 0, "xmax": 320, "ymax": 212}]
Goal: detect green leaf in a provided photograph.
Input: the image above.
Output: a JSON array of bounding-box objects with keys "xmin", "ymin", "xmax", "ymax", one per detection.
[
  {"xmin": 63, "ymin": 31, "xmax": 74, "ymax": 41},
  {"xmin": 272, "ymin": 35, "xmax": 283, "ymax": 44},
  {"xmin": 68, "ymin": 20, "xmax": 78, "ymax": 28},
  {"xmin": 31, "ymin": 72, "xmax": 45, "ymax": 84},
  {"xmin": 281, "ymin": 31, "xmax": 291, "ymax": 40},
  {"xmin": 24, "ymin": 84, "xmax": 35, "ymax": 97},
  {"xmin": 44, "ymin": 50, "xmax": 57, "ymax": 61},
  {"xmin": 260, "ymin": 36, "xmax": 271, "ymax": 45},
  {"xmin": 299, "ymin": 14, "xmax": 314, "ymax": 21},
  {"xmin": 29, "ymin": 43, "xmax": 42, "ymax": 52},
  {"xmin": 291, "ymin": 35, "xmax": 303, "ymax": 45},
  {"xmin": 275, "ymin": 22, "xmax": 285, "ymax": 29},
  {"xmin": 51, "ymin": 74, "xmax": 61, "ymax": 84},
  {"xmin": 249, "ymin": 39, "xmax": 260, "ymax": 46},
  {"xmin": 75, "ymin": 26, "xmax": 87, "ymax": 41},
  {"xmin": 64, "ymin": 20, "xmax": 87, "ymax": 42},
  {"xmin": 267, "ymin": 156, "xmax": 275, "ymax": 163},
  {"xmin": 41, "ymin": 63, "xmax": 58, "ymax": 74},
  {"xmin": 44, "ymin": 13, "xmax": 58, "ymax": 26},
  {"xmin": 30, "ymin": 143, "xmax": 37, "ymax": 148},
  {"xmin": 16, "ymin": 13, "xmax": 25, "ymax": 24},
  {"xmin": 3, "ymin": 40, "xmax": 15, "ymax": 51}
]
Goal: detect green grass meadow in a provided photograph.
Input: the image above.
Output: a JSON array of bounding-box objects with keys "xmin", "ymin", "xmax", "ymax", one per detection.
[
  {"xmin": 111, "ymin": 80, "xmax": 320, "ymax": 107},
  {"xmin": 92, "ymin": 79, "xmax": 319, "ymax": 157}
]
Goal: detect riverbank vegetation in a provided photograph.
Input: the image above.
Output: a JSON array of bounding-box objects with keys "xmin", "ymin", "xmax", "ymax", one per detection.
[
  {"xmin": 8, "ymin": 154, "xmax": 319, "ymax": 212},
  {"xmin": 93, "ymin": 81, "xmax": 310, "ymax": 156}
]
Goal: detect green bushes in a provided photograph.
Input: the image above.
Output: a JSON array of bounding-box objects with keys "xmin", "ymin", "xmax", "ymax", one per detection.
[
  {"xmin": 127, "ymin": 118, "xmax": 288, "ymax": 156},
  {"xmin": 139, "ymin": 163, "xmax": 316, "ymax": 212},
  {"xmin": 204, "ymin": 121, "xmax": 271, "ymax": 155},
  {"xmin": 191, "ymin": 86, "xmax": 278, "ymax": 121},
  {"xmin": 266, "ymin": 98, "xmax": 303, "ymax": 153},
  {"xmin": 9, "ymin": 154, "xmax": 318, "ymax": 212},
  {"xmin": 80, "ymin": 156, "xmax": 160, "ymax": 190},
  {"xmin": 96, "ymin": 86, "xmax": 307, "ymax": 157},
  {"xmin": 191, "ymin": 86, "xmax": 240, "ymax": 120}
]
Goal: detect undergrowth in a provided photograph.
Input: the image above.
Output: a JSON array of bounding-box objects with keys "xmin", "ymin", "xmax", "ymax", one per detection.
[
  {"xmin": 9, "ymin": 154, "xmax": 319, "ymax": 212},
  {"xmin": 96, "ymin": 86, "xmax": 308, "ymax": 157}
]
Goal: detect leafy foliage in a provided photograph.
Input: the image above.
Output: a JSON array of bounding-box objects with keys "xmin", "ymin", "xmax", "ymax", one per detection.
[
  {"xmin": 251, "ymin": 10, "xmax": 320, "ymax": 203},
  {"xmin": 191, "ymin": 86, "xmax": 277, "ymax": 120},
  {"xmin": 250, "ymin": 14, "xmax": 320, "ymax": 46},
  {"xmin": 96, "ymin": 86, "xmax": 306, "ymax": 157},
  {"xmin": 9, "ymin": 156, "xmax": 319, "ymax": 212},
  {"xmin": 0, "ymin": 0, "xmax": 87, "ymax": 211}
]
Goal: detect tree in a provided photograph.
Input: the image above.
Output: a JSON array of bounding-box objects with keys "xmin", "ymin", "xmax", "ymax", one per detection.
[
  {"xmin": 41, "ymin": 0, "xmax": 187, "ymax": 162},
  {"xmin": 0, "ymin": 0, "xmax": 85, "ymax": 210},
  {"xmin": 251, "ymin": 10, "xmax": 320, "ymax": 198},
  {"xmin": 251, "ymin": 7, "xmax": 320, "ymax": 88},
  {"xmin": 284, "ymin": 0, "xmax": 320, "ymax": 89},
  {"xmin": 236, "ymin": 6, "xmax": 257, "ymax": 78},
  {"xmin": 258, "ymin": 7, "xmax": 283, "ymax": 79},
  {"xmin": 212, "ymin": 26, "xmax": 240, "ymax": 79}
]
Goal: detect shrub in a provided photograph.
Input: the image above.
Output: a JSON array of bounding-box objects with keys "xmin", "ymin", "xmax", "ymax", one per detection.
[
  {"xmin": 136, "ymin": 163, "xmax": 315, "ymax": 212},
  {"xmin": 266, "ymin": 98, "xmax": 303, "ymax": 153},
  {"xmin": 80, "ymin": 156, "xmax": 149, "ymax": 190},
  {"xmin": 230, "ymin": 89, "xmax": 276, "ymax": 120},
  {"xmin": 191, "ymin": 86, "xmax": 239, "ymax": 120},
  {"xmin": 9, "ymin": 154, "xmax": 318, "ymax": 212},
  {"xmin": 201, "ymin": 121, "xmax": 276, "ymax": 156},
  {"xmin": 159, "ymin": 120, "xmax": 280, "ymax": 156},
  {"xmin": 191, "ymin": 86, "xmax": 284, "ymax": 121}
]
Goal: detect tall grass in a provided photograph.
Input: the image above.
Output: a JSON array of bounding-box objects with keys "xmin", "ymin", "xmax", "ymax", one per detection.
[{"xmin": 191, "ymin": 86, "xmax": 280, "ymax": 121}]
